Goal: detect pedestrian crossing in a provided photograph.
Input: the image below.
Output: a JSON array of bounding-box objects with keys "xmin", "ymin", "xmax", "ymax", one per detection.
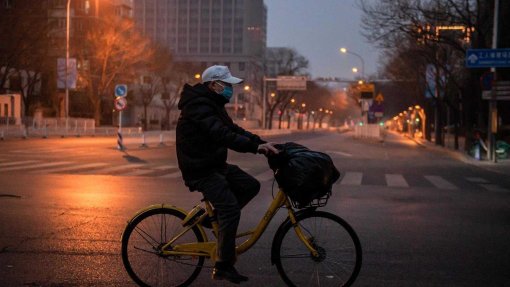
[{"xmin": 0, "ymin": 158, "xmax": 508, "ymax": 192}]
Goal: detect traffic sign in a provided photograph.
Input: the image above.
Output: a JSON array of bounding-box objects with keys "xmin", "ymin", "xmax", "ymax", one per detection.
[
  {"xmin": 466, "ymin": 49, "xmax": 510, "ymax": 68},
  {"xmin": 482, "ymin": 81, "xmax": 510, "ymax": 101},
  {"xmin": 114, "ymin": 97, "xmax": 128, "ymax": 111},
  {"xmin": 115, "ymin": 84, "xmax": 128, "ymax": 97},
  {"xmin": 276, "ymin": 76, "xmax": 308, "ymax": 91}
]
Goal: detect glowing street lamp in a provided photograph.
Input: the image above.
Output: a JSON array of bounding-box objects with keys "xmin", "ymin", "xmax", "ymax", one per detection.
[{"xmin": 340, "ymin": 47, "xmax": 365, "ymax": 79}]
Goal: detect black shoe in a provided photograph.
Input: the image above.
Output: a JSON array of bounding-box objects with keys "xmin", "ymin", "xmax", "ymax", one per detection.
[{"xmin": 212, "ymin": 264, "xmax": 248, "ymax": 284}]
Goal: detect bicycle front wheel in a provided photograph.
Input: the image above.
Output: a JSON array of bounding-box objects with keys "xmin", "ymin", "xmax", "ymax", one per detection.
[
  {"xmin": 121, "ymin": 207, "xmax": 205, "ymax": 287},
  {"xmin": 273, "ymin": 211, "xmax": 362, "ymax": 287}
]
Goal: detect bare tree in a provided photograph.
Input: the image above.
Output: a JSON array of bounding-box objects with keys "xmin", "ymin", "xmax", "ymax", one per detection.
[
  {"xmin": 78, "ymin": 12, "xmax": 153, "ymax": 125},
  {"xmin": 359, "ymin": 0, "xmax": 495, "ymax": 147},
  {"xmin": 265, "ymin": 48, "xmax": 309, "ymax": 129},
  {"xmin": 0, "ymin": 1, "xmax": 50, "ymax": 116}
]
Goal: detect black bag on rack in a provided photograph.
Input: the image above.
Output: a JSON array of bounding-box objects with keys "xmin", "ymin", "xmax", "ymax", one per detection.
[{"xmin": 268, "ymin": 142, "xmax": 340, "ymax": 208}]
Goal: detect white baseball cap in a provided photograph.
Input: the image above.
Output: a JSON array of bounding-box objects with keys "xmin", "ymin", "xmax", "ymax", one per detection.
[{"xmin": 201, "ymin": 65, "xmax": 243, "ymax": 84}]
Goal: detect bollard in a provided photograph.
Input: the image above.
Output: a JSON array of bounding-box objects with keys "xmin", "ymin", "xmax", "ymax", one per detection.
[
  {"xmin": 22, "ymin": 127, "xmax": 27, "ymax": 139},
  {"xmin": 117, "ymin": 129, "xmax": 125, "ymax": 151},
  {"xmin": 159, "ymin": 133, "xmax": 165, "ymax": 147},
  {"xmin": 140, "ymin": 133, "xmax": 148, "ymax": 148}
]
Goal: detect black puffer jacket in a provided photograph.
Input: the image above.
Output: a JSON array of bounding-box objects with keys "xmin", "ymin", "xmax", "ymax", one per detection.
[{"xmin": 176, "ymin": 83, "xmax": 265, "ymax": 183}]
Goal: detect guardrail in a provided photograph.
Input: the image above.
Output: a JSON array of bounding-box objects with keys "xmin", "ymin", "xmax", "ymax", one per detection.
[{"xmin": 354, "ymin": 124, "xmax": 384, "ymax": 141}]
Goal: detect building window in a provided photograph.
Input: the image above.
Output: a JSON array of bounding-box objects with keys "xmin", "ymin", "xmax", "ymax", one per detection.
[{"xmin": 4, "ymin": 0, "xmax": 12, "ymax": 8}]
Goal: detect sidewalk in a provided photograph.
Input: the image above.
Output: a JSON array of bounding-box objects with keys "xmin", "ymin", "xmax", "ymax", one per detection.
[{"xmin": 393, "ymin": 131, "xmax": 510, "ymax": 175}]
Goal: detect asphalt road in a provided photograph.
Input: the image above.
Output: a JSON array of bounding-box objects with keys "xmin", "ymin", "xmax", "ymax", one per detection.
[{"xmin": 0, "ymin": 130, "xmax": 509, "ymax": 286}]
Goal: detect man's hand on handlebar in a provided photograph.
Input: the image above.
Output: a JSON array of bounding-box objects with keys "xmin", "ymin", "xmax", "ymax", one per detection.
[{"xmin": 257, "ymin": 143, "xmax": 279, "ymax": 155}]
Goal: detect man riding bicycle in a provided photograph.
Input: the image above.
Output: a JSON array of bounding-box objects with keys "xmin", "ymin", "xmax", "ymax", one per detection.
[{"xmin": 176, "ymin": 65, "xmax": 278, "ymax": 284}]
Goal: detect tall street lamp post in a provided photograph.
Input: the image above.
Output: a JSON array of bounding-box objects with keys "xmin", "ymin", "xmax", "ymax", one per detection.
[
  {"xmin": 66, "ymin": 0, "xmax": 71, "ymax": 126},
  {"xmin": 340, "ymin": 47, "xmax": 365, "ymax": 79}
]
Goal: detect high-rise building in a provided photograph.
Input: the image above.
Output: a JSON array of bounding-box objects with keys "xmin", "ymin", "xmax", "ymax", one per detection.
[{"xmin": 133, "ymin": 0, "xmax": 267, "ymax": 124}]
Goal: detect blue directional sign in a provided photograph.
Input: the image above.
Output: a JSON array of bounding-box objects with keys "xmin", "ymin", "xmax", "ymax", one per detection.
[
  {"xmin": 466, "ymin": 49, "xmax": 510, "ymax": 68},
  {"xmin": 115, "ymin": 84, "xmax": 128, "ymax": 97}
]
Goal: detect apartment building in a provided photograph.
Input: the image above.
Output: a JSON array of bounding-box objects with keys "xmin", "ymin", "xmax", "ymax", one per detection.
[{"xmin": 133, "ymin": 0, "xmax": 267, "ymax": 124}]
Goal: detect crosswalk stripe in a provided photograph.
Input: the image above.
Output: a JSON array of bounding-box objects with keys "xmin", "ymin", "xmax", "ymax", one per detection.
[
  {"xmin": 466, "ymin": 177, "xmax": 489, "ymax": 183},
  {"xmin": 122, "ymin": 169, "xmax": 158, "ymax": 176},
  {"xmin": 340, "ymin": 172, "xmax": 363, "ymax": 186},
  {"xmin": 152, "ymin": 165, "xmax": 177, "ymax": 170},
  {"xmin": 78, "ymin": 164, "xmax": 145, "ymax": 174},
  {"xmin": 32, "ymin": 163, "xmax": 109, "ymax": 174},
  {"xmin": 385, "ymin": 174, "xmax": 409, "ymax": 188},
  {"xmin": 159, "ymin": 171, "xmax": 182, "ymax": 178},
  {"xmin": 0, "ymin": 161, "xmax": 71, "ymax": 172},
  {"xmin": 0, "ymin": 160, "xmax": 39, "ymax": 167},
  {"xmin": 255, "ymin": 169, "xmax": 275, "ymax": 181},
  {"xmin": 479, "ymin": 184, "xmax": 509, "ymax": 192},
  {"xmin": 424, "ymin": 175, "xmax": 458, "ymax": 190}
]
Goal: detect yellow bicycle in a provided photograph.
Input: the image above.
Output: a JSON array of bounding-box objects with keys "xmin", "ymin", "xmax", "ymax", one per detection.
[{"xmin": 121, "ymin": 186, "xmax": 362, "ymax": 286}]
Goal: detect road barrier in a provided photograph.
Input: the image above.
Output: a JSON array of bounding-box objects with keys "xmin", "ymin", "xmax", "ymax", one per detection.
[{"xmin": 354, "ymin": 124, "xmax": 384, "ymax": 141}]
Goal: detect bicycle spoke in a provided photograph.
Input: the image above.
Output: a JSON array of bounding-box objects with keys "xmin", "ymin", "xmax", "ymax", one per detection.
[
  {"xmin": 275, "ymin": 211, "xmax": 361, "ymax": 287},
  {"xmin": 280, "ymin": 253, "xmax": 311, "ymax": 259},
  {"xmin": 133, "ymin": 245, "xmax": 160, "ymax": 255},
  {"xmin": 134, "ymin": 225, "xmax": 160, "ymax": 248}
]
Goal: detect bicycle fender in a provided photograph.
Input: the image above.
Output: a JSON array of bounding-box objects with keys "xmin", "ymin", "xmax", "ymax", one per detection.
[
  {"xmin": 122, "ymin": 204, "xmax": 208, "ymax": 242},
  {"xmin": 127, "ymin": 204, "xmax": 187, "ymax": 224},
  {"xmin": 270, "ymin": 208, "xmax": 316, "ymax": 265}
]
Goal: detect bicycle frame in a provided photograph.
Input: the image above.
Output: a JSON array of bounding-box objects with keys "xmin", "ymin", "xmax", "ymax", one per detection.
[{"xmin": 160, "ymin": 189, "xmax": 319, "ymax": 261}]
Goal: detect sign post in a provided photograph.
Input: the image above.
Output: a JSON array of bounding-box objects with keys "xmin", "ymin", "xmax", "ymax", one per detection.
[{"xmin": 114, "ymin": 84, "xmax": 128, "ymax": 151}]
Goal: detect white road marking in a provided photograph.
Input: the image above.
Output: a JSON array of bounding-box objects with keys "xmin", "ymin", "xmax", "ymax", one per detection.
[
  {"xmin": 152, "ymin": 165, "xmax": 177, "ymax": 170},
  {"xmin": 32, "ymin": 163, "xmax": 108, "ymax": 174},
  {"xmin": 340, "ymin": 172, "xmax": 363, "ymax": 186},
  {"xmin": 255, "ymin": 169, "xmax": 275, "ymax": 181},
  {"xmin": 159, "ymin": 171, "xmax": 182, "ymax": 178},
  {"xmin": 0, "ymin": 161, "xmax": 71, "ymax": 172},
  {"xmin": 0, "ymin": 160, "xmax": 39, "ymax": 167},
  {"xmin": 326, "ymin": 151, "xmax": 353, "ymax": 157},
  {"xmin": 465, "ymin": 177, "xmax": 489, "ymax": 183},
  {"xmin": 424, "ymin": 175, "xmax": 458, "ymax": 190},
  {"xmin": 78, "ymin": 164, "xmax": 145, "ymax": 174},
  {"xmin": 479, "ymin": 184, "xmax": 509, "ymax": 193},
  {"xmin": 385, "ymin": 174, "xmax": 409, "ymax": 188},
  {"xmin": 122, "ymin": 169, "xmax": 157, "ymax": 177}
]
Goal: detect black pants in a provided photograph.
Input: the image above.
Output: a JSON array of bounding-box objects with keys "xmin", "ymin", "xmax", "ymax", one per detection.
[{"xmin": 187, "ymin": 164, "xmax": 260, "ymax": 264}]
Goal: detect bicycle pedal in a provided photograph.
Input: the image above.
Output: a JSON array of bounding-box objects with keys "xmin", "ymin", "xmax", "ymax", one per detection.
[{"xmin": 182, "ymin": 206, "xmax": 205, "ymax": 227}]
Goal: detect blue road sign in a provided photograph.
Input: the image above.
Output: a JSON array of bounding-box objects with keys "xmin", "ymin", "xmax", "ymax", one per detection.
[
  {"xmin": 466, "ymin": 49, "xmax": 510, "ymax": 68},
  {"xmin": 115, "ymin": 84, "xmax": 128, "ymax": 97}
]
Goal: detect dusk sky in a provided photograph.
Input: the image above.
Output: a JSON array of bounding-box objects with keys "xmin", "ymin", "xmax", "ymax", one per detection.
[{"xmin": 264, "ymin": 0, "xmax": 380, "ymax": 80}]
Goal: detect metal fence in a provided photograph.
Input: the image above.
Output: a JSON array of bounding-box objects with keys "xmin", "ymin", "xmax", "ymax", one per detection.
[{"xmin": 0, "ymin": 117, "xmax": 96, "ymax": 139}]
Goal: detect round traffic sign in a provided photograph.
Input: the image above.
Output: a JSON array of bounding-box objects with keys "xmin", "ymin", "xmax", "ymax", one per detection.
[
  {"xmin": 114, "ymin": 97, "xmax": 127, "ymax": 111},
  {"xmin": 115, "ymin": 84, "xmax": 128, "ymax": 97}
]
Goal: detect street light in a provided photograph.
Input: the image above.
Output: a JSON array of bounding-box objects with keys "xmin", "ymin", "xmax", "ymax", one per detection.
[
  {"xmin": 65, "ymin": 0, "xmax": 71, "ymax": 123},
  {"xmin": 352, "ymin": 67, "xmax": 358, "ymax": 73},
  {"xmin": 340, "ymin": 47, "xmax": 365, "ymax": 79}
]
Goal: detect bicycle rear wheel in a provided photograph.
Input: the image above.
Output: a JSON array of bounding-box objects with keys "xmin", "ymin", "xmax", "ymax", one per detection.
[
  {"xmin": 273, "ymin": 211, "xmax": 362, "ymax": 287},
  {"xmin": 121, "ymin": 207, "xmax": 205, "ymax": 287}
]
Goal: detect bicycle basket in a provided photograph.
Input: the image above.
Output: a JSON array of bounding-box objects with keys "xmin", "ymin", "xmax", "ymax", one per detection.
[
  {"xmin": 268, "ymin": 142, "xmax": 340, "ymax": 209},
  {"xmin": 287, "ymin": 190, "xmax": 331, "ymax": 209}
]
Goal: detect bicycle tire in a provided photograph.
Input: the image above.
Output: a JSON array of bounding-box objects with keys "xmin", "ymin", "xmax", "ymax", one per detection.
[
  {"xmin": 273, "ymin": 211, "xmax": 362, "ymax": 287},
  {"xmin": 121, "ymin": 207, "xmax": 205, "ymax": 287}
]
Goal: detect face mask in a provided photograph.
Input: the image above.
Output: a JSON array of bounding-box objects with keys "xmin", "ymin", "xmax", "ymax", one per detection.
[
  {"xmin": 215, "ymin": 82, "xmax": 234, "ymax": 101},
  {"xmin": 220, "ymin": 86, "xmax": 234, "ymax": 101}
]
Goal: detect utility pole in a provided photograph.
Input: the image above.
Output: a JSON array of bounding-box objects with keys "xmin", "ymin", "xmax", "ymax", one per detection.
[{"xmin": 488, "ymin": 0, "xmax": 500, "ymax": 162}]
